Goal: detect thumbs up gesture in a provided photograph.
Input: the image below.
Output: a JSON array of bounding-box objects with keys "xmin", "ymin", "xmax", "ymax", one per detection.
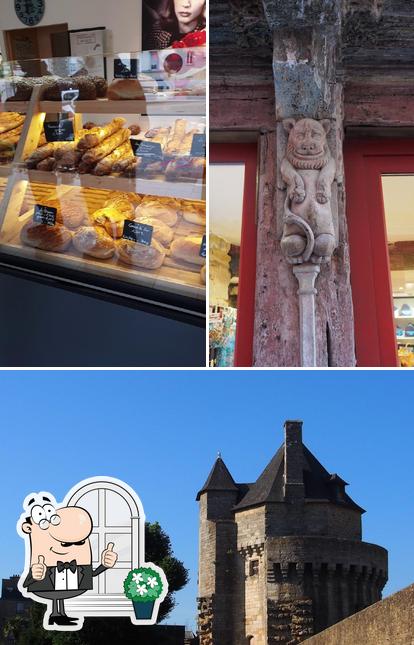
[
  {"xmin": 101, "ymin": 542, "xmax": 118, "ymax": 569},
  {"xmin": 32, "ymin": 555, "xmax": 47, "ymax": 580}
]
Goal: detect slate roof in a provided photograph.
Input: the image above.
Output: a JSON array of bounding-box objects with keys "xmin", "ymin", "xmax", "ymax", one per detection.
[
  {"xmin": 196, "ymin": 457, "xmax": 238, "ymax": 500},
  {"xmin": 232, "ymin": 443, "xmax": 364, "ymax": 513}
]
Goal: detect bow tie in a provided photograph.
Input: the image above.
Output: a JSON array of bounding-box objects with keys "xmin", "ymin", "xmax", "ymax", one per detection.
[{"xmin": 56, "ymin": 560, "xmax": 77, "ymax": 573}]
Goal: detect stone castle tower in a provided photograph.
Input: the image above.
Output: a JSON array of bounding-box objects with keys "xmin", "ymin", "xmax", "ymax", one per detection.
[{"xmin": 197, "ymin": 420, "xmax": 388, "ymax": 645}]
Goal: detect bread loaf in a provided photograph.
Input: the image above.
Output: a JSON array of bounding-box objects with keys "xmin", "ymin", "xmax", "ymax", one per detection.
[
  {"xmin": 117, "ymin": 237, "xmax": 166, "ymax": 269},
  {"xmin": 182, "ymin": 201, "xmax": 206, "ymax": 225},
  {"xmin": 200, "ymin": 264, "xmax": 206, "ymax": 284},
  {"xmin": 134, "ymin": 215, "xmax": 174, "ymax": 247},
  {"xmin": 170, "ymin": 235, "xmax": 204, "ymax": 266},
  {"xmin": 42, "ymin": 78, "xmax": 97, "ymax": 101},
  {"xmin": 135, "ymin": 197, "xmax": 180, "ymax": 227},
  {"xmin": 21, "ymin": 221, "xmax": 72, "ymax": 252},
  {"xmin": 73, "ymin": 226, "xmax": 115, "ymax": 258},
  {"xmin": 165, "ymin": 157, "xmax": 205, "ymax": 180},
  {"xmin": 107, "ymin": 78, "xmax": 146, "ymax": 100}
]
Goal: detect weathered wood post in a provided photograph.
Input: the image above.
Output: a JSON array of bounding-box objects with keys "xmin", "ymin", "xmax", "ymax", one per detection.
[{"xmin": 254, "ymin": 0, "xmax": 356, "ymax": 366}]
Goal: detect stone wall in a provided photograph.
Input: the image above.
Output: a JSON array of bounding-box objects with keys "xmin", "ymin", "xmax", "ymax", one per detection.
[{"xmin": 303, "ymin": 583, "xmax": 414, "ymax": 645}]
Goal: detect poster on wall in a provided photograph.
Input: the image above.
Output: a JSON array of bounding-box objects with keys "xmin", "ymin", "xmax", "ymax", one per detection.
[
  {"xmin": 142, "ymin": 0, "xmax": 206, "ymax": 51},
  {"xmin": 69, "ymin": 27, "xmax": 106, "ymax": 78}
]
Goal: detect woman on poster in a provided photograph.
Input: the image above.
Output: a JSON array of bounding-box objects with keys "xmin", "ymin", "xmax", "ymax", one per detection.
[{"xmin": 143, "ymin": 0, "xmax": 206, "ymax": 50}]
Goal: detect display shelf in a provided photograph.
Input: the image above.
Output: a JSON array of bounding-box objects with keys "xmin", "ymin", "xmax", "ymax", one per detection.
[
  {"xmin": 13, "ymin": 167, "xmax": 205, "ymax": 201},
  {"xmin": 396, "ymin": 336, "xmax": 414, "ymax": 342},
  {"xmin": 38, "ymin": 98, "xmax": 205, "ymax": 116},
  {"xmin": 0, "ymin": 101, "xmax": 29, "ymax": 113}
]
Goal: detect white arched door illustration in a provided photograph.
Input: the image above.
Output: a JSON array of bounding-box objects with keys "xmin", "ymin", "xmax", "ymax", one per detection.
[{"xmin": 64, "ymin": 478, "xmax": 142, "ymax": 618}]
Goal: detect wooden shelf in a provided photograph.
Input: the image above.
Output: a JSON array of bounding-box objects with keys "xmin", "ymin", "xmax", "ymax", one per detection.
[
  {"xmin": 38, "ymin": 98, "xmax": 205, "ymax": 116},
  {"xmin": 14, "ymin": 167, "xmax": 205, "ymax": 201},
  {"xmin": 0, "ymin": 165, "xmax": 12, "ymax": 178},
  {"xmin": 0, "ymin": 101, "xmax": 29, "ymax": 113}
]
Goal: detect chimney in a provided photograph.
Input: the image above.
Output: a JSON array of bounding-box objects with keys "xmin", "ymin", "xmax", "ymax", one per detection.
[{"xmin": 283, "ymin": 420, "xmax": 305, "ymax": 501}]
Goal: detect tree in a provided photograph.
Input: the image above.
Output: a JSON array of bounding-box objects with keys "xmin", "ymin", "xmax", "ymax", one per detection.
[{"xmin": 2, "ymin": 522, "xmax": 189, "ymax": 645}]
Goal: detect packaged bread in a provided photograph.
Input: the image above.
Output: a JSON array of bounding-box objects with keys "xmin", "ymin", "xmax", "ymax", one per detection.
[
  {"xmin": 117, "ymin": 237, "xmax": 166, "ymax": 269},
  {"xmin": 134, "ymin": 215, "xmax": 174, "ymax": 247},
  {"xmin": 20, "ymin": 220, "xmax": 72, "ymax": 252},
  {"xmin": 77, "ymin": 117, "xmax": 126, "ymax": 150},
  {"xmin": 81, "ymin": 127, "xmax": 131, "ymax": 164},
  {"xmin": 73, "ymin": 226, "xmax": 115, "ymax": 259},
  {"xmin": 182, "ymin": 201, "xmax": 206, "ymax": 226},
  {"xmin": 135, "ymin": 197, "xmax": 180, "ymax": 227},
  {"xmin": 92, "ymin": 141, "xmax": 133, "ymax": 176},
  {"xmin": 170, "ymin": 235, "xmax": 204, "ymax": 266}
]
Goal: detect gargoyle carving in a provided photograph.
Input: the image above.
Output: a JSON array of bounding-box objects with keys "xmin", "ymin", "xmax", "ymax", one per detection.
[{"xmin": 280, "ymin": 118, "xmax": 336, "ymax": 264}]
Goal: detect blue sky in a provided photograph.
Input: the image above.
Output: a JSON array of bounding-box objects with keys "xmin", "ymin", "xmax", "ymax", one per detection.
[{"xmin": 1, "ymin": 370, "xmax": 413, "ymax": 630}]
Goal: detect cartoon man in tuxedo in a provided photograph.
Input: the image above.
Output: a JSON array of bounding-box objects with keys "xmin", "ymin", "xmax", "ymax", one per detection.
[{"xmin": 18, "ymin": 492, "xmax": 118, "ymax": 630}]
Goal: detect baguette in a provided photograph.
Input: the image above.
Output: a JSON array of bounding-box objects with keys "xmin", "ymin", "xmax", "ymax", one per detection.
[
  {"xmin": 0, "ymin": 114, "xmax": 25, "ymax": 134},
  {"xmin": 25, "ymin": 142, "xmax": 60, "ymax": 168},
  {"xmin": 92, "ymin": 141, "xmax": 133, "ymax": 176},
  {"xmin": 81, "ymin": 128, "xmax": 131, "ymax": 164},
  {"xmin": 76, "ymin": 117, "xmax": 126, "ymax": 150}
]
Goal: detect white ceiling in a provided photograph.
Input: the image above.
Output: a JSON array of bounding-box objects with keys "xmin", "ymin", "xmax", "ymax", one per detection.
[{"xmin": 209, "ymin": 163, "xmax": 245, "ymax": 246}]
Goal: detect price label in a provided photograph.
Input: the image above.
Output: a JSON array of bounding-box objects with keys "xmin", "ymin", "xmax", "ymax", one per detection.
[
  {"xmin": 114, "ymin": 58, "xmax": 138, "ymax": 79},
  {"xmin": 44, "ymin": 119, "xmax": 75, "ymax": 142},
  {"xmin": 199, "ymin": 234, "xmax": 206, "ymax": 258},
  {"xmin": 190, "ymin": 133, "xmax": 206, "ymax": 158},
  {"xmin": 122, "ymin": 220, "xmax": 153, "ymax": 246},
  {"xmin": 130, "ymin": 139, "xmax": 163, "ymax": 161},
  {"xmin": 33, "ymin": 204, "xmax": 57, "ymax": 227}
]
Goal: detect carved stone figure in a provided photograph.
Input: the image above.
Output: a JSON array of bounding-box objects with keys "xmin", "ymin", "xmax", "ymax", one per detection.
[{"xmin": 280, "ymin": 118, "xmax": 336, "ymax": 264}]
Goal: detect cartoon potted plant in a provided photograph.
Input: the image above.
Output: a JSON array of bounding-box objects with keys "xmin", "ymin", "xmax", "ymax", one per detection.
[{"xmin": 123, "ymin": 563, "xmax": 167, "ymax": 622}]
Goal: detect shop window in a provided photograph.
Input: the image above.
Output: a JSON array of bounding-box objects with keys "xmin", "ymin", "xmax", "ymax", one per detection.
[
  {"xmin": 382, "ymin": 175, "xmax": 414, "ymax": 367},
  {"xmin": 249, "ymin": 560, "xmax": 259, "ymax": 576},
  {"xmin": 209, "ymin": 144, "xmax": 257, "ymax": 367}
]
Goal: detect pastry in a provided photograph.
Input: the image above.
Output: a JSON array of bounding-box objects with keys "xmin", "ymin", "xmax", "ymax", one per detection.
[
  {"xmin": 134, "ymin": 215, "xmax": 174, "ymax": 247},
  {"xmin": 182, "ymin": 201, "xmax": 206, "ymax": 225},
  {"xmin": 200, "ymin": 264, "xmax": 206, "ymax": 284},
  {"xmin": 117, "ymin": 237, "xmax": 166, "ymax": 269},
  {"xmin": 129, "ymin": 124, "xmax": 141, "ymax": 135},
  {"xmin": 73, "ymin": 226, "xmax": 115, "ymax": 259},
  {"xmin": 20, "ymin": 220, "xmax": 72, "ymax": 252},
  {"xmin": 135, "ymin": 197, "xmax": 180, "ymax": 227},
  {"xmin": 92, "ymin": 141, "xmax": 133, "ymax": 176},
  {"xmin": 77, "ymin": 117, "xmax": 126, "ymax": 150},
  {"xmin": 170, "ymin": 235, "xmax": 205, "ymax": 266},
  {"xmin": 81, "ymin": 127, "xmax": 131, "ymax": 164},
  {"xmin": 107, "ymin": 78, "xmax": 146, "ymax": 100}
]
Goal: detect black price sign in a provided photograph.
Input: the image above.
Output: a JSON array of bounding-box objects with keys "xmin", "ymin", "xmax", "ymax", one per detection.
[
  {"xmin": 33, "ymin": 204, "xmax": 57, "ymax": 227},
  {"xmin": 114, "ymin": 58, "xmax": 138, "ymax": 79},
  {"xmin": 130, "ymin": 139, "xmax": 163, "ymax": 161},
  {"xmin": 44, "ymin": 119, "xmax": 74, "ymax": 142},
  {"xmin": 199, "ymin": 234, "xmax": 206, "ymax": 258},
  {"xmin": 190, "ymin": 133, "xmax": 206, "ymax": 158},
  {"xmin": 122, "ymin": 220, "xmax": 153, "ymax": 246}
]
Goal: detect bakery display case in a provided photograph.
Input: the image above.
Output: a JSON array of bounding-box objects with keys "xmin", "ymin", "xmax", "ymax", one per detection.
[{"xmin": 0, "ymin": 49, "xmax": 206, "ymax": 320}]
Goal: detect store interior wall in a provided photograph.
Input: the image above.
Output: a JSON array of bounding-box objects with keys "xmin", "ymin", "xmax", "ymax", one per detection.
[
  {"xmin": 0, "ymin": 0, "xmax": 142, "ymax": 59},
  {"xmin": 0, "ymin": 273, "xmax": 204, "ymax": 367}
]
